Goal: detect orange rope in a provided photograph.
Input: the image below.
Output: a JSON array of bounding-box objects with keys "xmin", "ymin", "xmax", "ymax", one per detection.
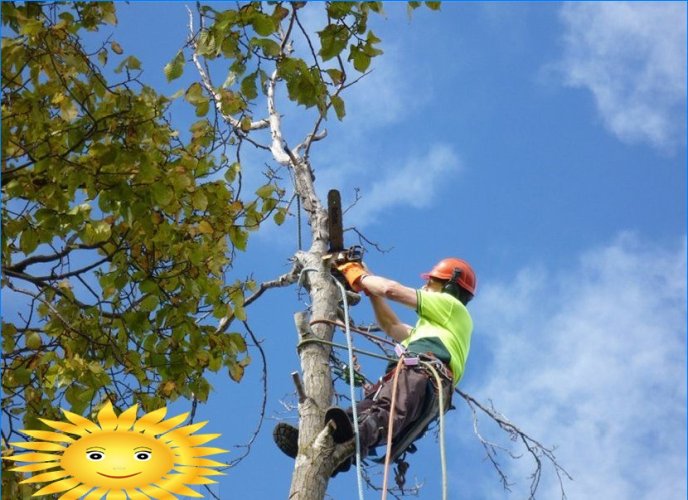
[{"xmin": 381, "ymin": 357, "xmax": 404, "ymax": 500}]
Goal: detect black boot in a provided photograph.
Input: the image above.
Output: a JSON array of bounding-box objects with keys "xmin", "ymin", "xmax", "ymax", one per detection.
[
  {"xmin": 273, "ymin": 422, "xmax": 299, "ymax": 459},
  {"xmin": 272, "ymin": 414, "xmax": 354, "ymax": 477}
]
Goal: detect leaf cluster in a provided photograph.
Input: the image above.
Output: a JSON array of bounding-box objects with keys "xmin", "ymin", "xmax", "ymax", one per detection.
[
  {"xmin": 1, "ymin": 2, "xmax": 285, "ymax": 436},
  {"xmin": 166, "ymin": 2, "xmax": 386, "ymax": 124}
]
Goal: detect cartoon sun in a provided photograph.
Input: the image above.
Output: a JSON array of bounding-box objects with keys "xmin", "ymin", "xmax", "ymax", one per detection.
[{"xmin": 4, "ymin": 402, "xmax": 226, "ymax": 499}]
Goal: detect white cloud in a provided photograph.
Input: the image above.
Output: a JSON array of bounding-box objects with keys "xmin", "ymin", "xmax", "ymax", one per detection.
[
  {"xmin": 464, "ymin": 233, "xmax": 686, "ymax": 498},
  {"xmin": 345, "ymin": 143, "xmax": 462, "ymax": 227},
  {"xmin": 556, "ymin": 2, "xmax": 686, "ymax": 152}
]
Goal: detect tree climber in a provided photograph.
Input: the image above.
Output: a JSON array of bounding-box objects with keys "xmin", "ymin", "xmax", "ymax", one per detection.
[{"xmin": 273, "ymin": 257, "xmax": 476, "ymax": 476}]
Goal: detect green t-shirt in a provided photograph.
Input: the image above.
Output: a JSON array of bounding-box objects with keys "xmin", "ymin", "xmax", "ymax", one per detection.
[{"xmin": 403, "ymin": 289, "xmax": 473, "ymax": 386}]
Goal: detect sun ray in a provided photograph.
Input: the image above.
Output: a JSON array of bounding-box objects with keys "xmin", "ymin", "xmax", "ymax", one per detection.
[
  {"xmin": 139, "ymin": 483, "xmax": 179, "ymax": 500},
  {"xmin": 126, "ymin": 489, "xmax": 151, "ymax": 500},
  {"xmin": 22, "ymin": 430, "xmax": 75, "ymax": 443},
  {"xmin": 115, "ymin": 404, "xmax": 139, "ymax": 431},
  {"xmin": 21, "ymin": 469, "xmax": 71, "ymax": 484},
  {"xmin": 61, "ymin": 410, "xmax": 102, "ymax": 433},
  {"xmin": 132, "ymin": 407, "xmax": 167, "ymax": 432},
  {"xmin": 10, "ymin": 462, "xmax": 62, "ymax": 473},
  {"xmin": 161, "ymin": 421, "xmax": 208, "ymax": 441},
  {"xmin": 156, "ymin": 475, "xmax": 204, "ymax": 498},
  {"xmin": 182, "ymin": 433, "xmax": 222, "ymax": 447},
  {"xmin": 96, "ymin": 402, "xmax": 119, "ymax": 431},
  {"xmin": 34, "ymin": 477, "xmax": 81, "ymax": 496},
  {"xmin": 39, "ymin": 418, "xmax": 91, "ymax": 437},
  {"xmin": 173, "ymin": 466, "xmax": 223, "ymax": 477},
  {"xmin": 4, "ymin": 452, "xmax": 61, "ymax": 463},
  {"xmin": 159, "ymin": 475, "xmax": 203, "ymax": 498},
  {"xmin": 172, "ymin": 457, "xmax": 226, "ymax": 467},
  {"xmin": 10, "ymin": 441, "xmax": 67, "ymax": 452},
  {"xmin": 82, "ymin": 486, "xmax": 109, "ymax": 499},
  {"xmin": 183, "ymin": 447, "xmax": 228, "ymax": 458},
  {"xmin": 105, "ymin": 490, "xmax": 127, "ymax": 500},
  {"xmin": 177, "ymin": 475, "xmax": 217, "ymax": 485},
  {"xmin": 56, "ymin": 483, "xmax": 94, "ymax": 500},
  {"xmin": 138, "ymin": 412, "xmax": 189, "ymax": 436}
]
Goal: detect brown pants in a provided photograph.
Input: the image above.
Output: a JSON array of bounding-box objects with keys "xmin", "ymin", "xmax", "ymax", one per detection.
[{"xmin": 346, "ymin": 363, "xmax": 452, "ymax": 457}]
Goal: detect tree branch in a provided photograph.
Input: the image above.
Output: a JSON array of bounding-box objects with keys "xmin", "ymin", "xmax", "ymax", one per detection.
[
  {"xmin": 456, "ymin": 389, "xmax": 572, "ymax": 499},
  {"xmin": 215, "ymin": 262, "xmax": 301, "ymax": 333}
]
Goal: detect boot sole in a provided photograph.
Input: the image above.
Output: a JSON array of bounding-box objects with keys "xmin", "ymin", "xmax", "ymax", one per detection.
[{"xmin": 273, "ymin": 422, "xmax": 299, "ymax": 459}]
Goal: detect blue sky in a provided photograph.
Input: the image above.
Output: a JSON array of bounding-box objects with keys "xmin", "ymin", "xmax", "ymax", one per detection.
[{"xmin": 7, "ymin": 2, "xmax": 687, "ymax": 499}]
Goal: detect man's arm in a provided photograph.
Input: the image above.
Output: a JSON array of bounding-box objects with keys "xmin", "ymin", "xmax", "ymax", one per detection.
[{"xmin": 360, "ymin": 275, "xmax": 416, "ymax": 343}]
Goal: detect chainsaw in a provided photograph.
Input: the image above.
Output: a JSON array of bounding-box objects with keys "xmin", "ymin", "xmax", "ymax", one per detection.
[{"xmin": 323, "ymin": 189, "xmax": 364, "ymax": 287}]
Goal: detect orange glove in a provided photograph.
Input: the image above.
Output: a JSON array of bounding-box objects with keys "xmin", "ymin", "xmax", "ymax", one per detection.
[{"xmin": 336, "ymin": 261, "xmax": 368, "ymax": 292}]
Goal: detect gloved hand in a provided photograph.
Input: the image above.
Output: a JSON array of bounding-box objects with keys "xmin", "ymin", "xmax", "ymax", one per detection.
[{"xmin": 336, "ymin": 261, "xmax": 368, "ymax": 292}]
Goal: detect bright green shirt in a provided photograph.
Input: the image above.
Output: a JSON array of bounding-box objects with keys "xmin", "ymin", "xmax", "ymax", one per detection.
[{"xmin": 402, "ymin": 289, "xmax": 473, "ymax": 386}]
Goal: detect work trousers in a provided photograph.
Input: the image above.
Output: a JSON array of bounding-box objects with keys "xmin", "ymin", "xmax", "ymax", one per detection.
[{"xmin": 346, "ymin": 362, "xmax": 452, "ymax": 457}]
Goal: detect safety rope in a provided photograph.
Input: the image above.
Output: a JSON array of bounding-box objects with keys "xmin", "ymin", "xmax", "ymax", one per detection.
[
  {"xmin": 381, "ymin": 357, "xmax": 404, "ymax": 500},
  {"xmin": 421, "ymin": 360, "xmax": 448, "ymax": 500},
  {"xmin": 299, "ymin": 268, "xmax": 365, "ymax": 500}
]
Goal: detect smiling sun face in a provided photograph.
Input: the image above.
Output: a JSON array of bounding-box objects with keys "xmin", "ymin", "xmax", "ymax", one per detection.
[
  {"xmin": 4, "ymin": 402, "xmax": 226, "ymax": 499},
  {"xmin": 60, "ymin": 430, "xmax": 175, "ymax": 490}
]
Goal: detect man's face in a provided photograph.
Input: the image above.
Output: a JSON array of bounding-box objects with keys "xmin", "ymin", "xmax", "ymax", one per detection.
[{"xmin": 422, "ymin": 277, "xmax": 444, "ymax": 293}]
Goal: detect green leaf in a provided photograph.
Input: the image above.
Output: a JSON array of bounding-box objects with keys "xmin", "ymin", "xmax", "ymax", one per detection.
[
  {"xmin": 198, "ymin": 220, "xmax": 214, "ymax": 235},
  {"xmin": 331, "ymin": 94, "xmax": 346, "ymax": 120},
  {"xmin": 350, "ymin": 45, "xmax": 371, "ymax": 72},
  {"xmin": 185, "ymin": 82, "xmax": 204, "ymax": 103},
  {"xmin": 192, "ymin": 190, "xmax": 208, "ymax": 211},
  {"xmin": 229, "ymin": 227, "xmax": 248, "ymax": 251},
  {"xmin": 327, "ymin": 2, "xmax": 353, "ymax": 19},
  {"xmin": 20, "ymin": 228, "xmax": 39, "ymax": 254},
  {"xmin": 425, "ymin": 1, "xmax": 442, "ymax": 11},
  {"xmin": 228, "ymin": 361, "xmax": 244, "ymax": 382},
  {"xmin": 254, "ymin": 38, "xmax": 281, "ymax": 58},
  {"xmin": 110, "ymin": 41, "xmax": 123, "ymax": 54},
  {"xmin": 255, "ymin": 184, "xmax": 275, "ymax": 198},
  {"xmin": 139, "ymin": 294, "xmax": 159, "ymax": 312},
  {"xmin": 241, "ymin": 73, "xmax": 258, "ymax": 100},
  {"xmin": 273, "ymin": 207, "xmax": 287, "ymax": 226},
  {"xmin": 152, "ymin": 183, "xmax": 174, "ymax": 206},
  {"xmin": 326, "ymin": 68, "xmax": 344, "ymax": 86},
  {"xmin": 252, "ymin": 13, "xmax": 276, "ymax": 36},
  {"xmin": 139, "ymin": 280, "xmax": 158, "ymax": 294},
  {"xmin": 318, "ymin": 24, "xmax": 348, "ymax": 61},
  {"xmin": 164, "ymin": 50, "xmax": 185, "ymax": 82}
]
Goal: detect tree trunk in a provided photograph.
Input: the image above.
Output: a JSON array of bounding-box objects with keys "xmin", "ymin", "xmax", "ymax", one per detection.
[{"xmin": 287, "ymin": 158, "xmax": 347, "ymax": 499}]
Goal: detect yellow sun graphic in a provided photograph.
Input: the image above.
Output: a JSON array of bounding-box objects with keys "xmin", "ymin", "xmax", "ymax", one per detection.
[{"xmin": 3, "ymin": 402, "xmax": 227, "ymax": 499}]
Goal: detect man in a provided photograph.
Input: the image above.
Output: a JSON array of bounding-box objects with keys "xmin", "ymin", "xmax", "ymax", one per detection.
[{"xmin": 273, "ymin": 257, "xmax": 476, "ymax": 474}]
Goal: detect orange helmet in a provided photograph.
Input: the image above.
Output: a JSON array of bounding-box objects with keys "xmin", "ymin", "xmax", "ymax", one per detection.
[{"xmin": 421, "ymin": 257, "xmax": 477, "ymax": 295}]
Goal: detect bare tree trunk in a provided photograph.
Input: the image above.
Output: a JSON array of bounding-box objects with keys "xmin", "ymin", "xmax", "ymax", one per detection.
[{"xmin": 286, "ymin": 156, "xmax": 344, "ymax": 499}]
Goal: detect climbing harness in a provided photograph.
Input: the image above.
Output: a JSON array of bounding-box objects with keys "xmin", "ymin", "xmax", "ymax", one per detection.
[{"xmin": 379, "ymin": 353, "xmax": 450, "ymax": 500}]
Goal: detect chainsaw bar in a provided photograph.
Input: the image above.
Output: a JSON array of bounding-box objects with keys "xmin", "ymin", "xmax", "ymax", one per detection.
[{"xmin": 327, "ymin": 189, "xmax": 344, "ymax": 253}]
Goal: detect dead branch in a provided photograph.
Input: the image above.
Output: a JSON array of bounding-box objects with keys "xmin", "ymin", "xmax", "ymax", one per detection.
[{"xmin": 456, "ymin": 389, "xmax": 572, "ymax": 499}]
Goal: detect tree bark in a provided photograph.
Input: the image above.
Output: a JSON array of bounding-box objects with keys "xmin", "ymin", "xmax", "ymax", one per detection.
[{"xmin": 286, "ymin": 154, "xmax": 345, "ymax": 498}]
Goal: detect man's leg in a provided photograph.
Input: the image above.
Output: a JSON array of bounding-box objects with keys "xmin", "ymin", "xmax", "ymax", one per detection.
[{"xmin": 348, "ymin": 365, "xmax": 432, "ymax": 455}]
